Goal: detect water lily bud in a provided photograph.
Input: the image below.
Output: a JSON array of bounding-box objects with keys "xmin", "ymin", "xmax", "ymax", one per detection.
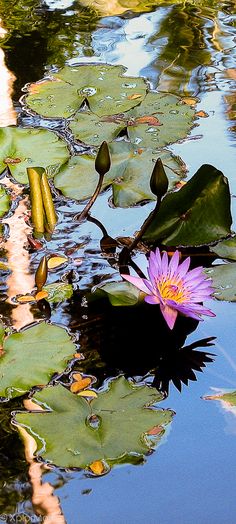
[
  {"xmin": 35, "ymin": 256, "xmax": 48, "ymax": 291},
  {"xmin": 95, "ymin": 141, "xmax": 111, "ymax": 176},
  {"xmin": 150, "ymin": 158, "xmax": 169, "ymax": 199}
]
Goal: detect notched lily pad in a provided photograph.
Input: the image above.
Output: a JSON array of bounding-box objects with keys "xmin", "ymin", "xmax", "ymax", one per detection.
[
  {"xmin": 54, "ymin": 141, "xmax": 186, "ymax": 208},
  {"xmin": 0, "ymin": 322, "xmax": 76, "ymax": 400},
  {"xmin": 0, "ymin": 127, "xmax": 70, "ymax": 184},
  {"xmin": 143, "ymin": 164, "xmax": 232, "ymax": 246},
  {"xmin": 15, "ymin": 376, "xmax": 174, "ymax": 469},
  {"xmin": 25, "ymin": 64, "xmax": 147, "ymax": 119},
  {"xmin": 69, "ymin": 91, "xmax": 195, "ymax": 148}
]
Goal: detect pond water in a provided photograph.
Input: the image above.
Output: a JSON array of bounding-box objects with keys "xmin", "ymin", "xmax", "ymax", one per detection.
[{"xmin": 0, "ymin": 1, "xmax": 236, "ymax": 523}]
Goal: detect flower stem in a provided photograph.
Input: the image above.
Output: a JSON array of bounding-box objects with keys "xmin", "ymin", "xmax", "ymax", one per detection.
[{"xmin": 74, "ymin": 173, "xmax": 104, "ymax": 222}]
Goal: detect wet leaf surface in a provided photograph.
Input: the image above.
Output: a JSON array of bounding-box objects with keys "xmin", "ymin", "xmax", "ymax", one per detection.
[
  {"xmin": 0, "ymin": 128, "xmax": 70, "ymax": 184},
  {"xmin": 143, "ymin": 164, "xmax": 232, "ymax": 246},
  {"xmin": 0, "ymin": 322, "xmax": 76, "ymax": 399},
  {"xmin": 15, "ymin": 376, "xmax": 174, "ymax": 468},
  {"xmin": 69, "ymin": 91, "xmax": 194, "ymax": 148},
  {"xmin": 25, "ymin": 65, "xmax": 147, "ymax": 118},
  {"xmin": 54, "ymin": 142, "xmax": 186, "ymax": 207},
  {"xmin": 205, "ymin": 263, "xmax": 236, "ymax": 302},
  {"xmin": 210, "ymin": 236, "xmax": 236, "ymax": 260}
]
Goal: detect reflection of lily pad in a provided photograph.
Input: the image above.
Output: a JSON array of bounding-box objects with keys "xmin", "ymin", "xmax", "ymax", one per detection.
[
  {"xmin": 69, "ymin": 92, "xmax": 195, "ymax": 148},
  {"xmin": 15, "ymin": 377, "xmax": 174, "ymax": 469},
  {"xmin": 143, "ymin": 164, "xmax": 232, "ymax": 246},
  {"xmin": 25, "ymin": 64, "xmax": 147, "ymax": 119},
  {"xmin": 0, "ymin": 322, "xmax": 76, "ymax": 400},
  {"xmin": 205, "ymin": 263, "xmax": 236, "ymax": 302},
  {"xmin": 54, "ymin": 142, "xmax": 186, "ymax": 207},
  {"xmin": 0, "ymin": 128, "xmax": 70, "ymax": 184}
]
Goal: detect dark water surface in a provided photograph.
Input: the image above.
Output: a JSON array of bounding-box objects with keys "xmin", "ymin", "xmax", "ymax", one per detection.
[{"xmin": 0, "ymin": 0, "xmax": 236, "ymax": 522}]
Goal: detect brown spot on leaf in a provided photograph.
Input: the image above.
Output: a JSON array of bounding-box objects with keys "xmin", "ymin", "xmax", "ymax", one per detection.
[
  {"xmin": 4, "ymin": 157, "xmax": 22, "ymax": 164},
  {"xmin": 134, "ymin": 116, "xmax": 161, "ymax": 126}
]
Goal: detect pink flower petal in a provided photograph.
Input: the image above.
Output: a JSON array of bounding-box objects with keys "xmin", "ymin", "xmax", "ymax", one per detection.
[
  {"xmin": 177, "ymin": 257, "xmax": 191, "ymax": 278},
  {"xmin": 121, "ymin": 274, "xmax": 150, "ymax": 294},
  {"xmin": 161, "ymin": 251, "xmax": 169, "ymax": 276},
  {"xmin": 144, "ymin": 295, "xmax": 160, "ymax": 305},
  {"xmin": 168, "ymin": 250, "xmax": 180, "ymax": 277},
  {"xmin": 160, "ymin": 304, "xmax": 178, "ymax": 329}
]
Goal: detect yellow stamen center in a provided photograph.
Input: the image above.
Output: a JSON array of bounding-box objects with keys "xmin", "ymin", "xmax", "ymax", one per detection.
[{"xmin": 157, "ymin": 277, "xmax": 189, "ymax": 303}]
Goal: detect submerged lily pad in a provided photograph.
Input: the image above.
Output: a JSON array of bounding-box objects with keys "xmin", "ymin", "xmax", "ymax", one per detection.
[
  {"xmin": 54, "ymin": 142, "xmax": 186, "ymax": 207},
  {"xmin": 0, "ymin": 186, "xmax": 10, "ymax": 218},
  {"xmin": 143, "ymin": 164, "xmax": 232, "ymax": 246},
  {"xmin": 15, "ymin": 376, "xmax": 174, "ymax": 469},
  {"xmin": 69, "ymin": 91, "xmax": 194, "ymax": 148},
  {"xmin": 25, "ymin": 64, "xmax": 147, "ymax": 119},
  {"xmin": 205, "ymin": 263, "xmax": 236, "ymax": 302},
  {"xmin": 0, "ymin": 322, "xmax": 76, "ymax": 400},
  {"xmin": 0, "ymin": 127, "xmax": 70, "ymax": 184}
]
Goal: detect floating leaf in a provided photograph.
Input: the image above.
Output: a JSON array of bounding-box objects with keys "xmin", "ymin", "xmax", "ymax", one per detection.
[
  {"xmin": 44, "ymin": 283, "xmax": 73, "ymax": 303},
  {"xmin": 35, "ymin": 290, "xmax": 49, "ymax": 301},
  {"xmin": 0, "ymin": 186, "xmax": 10, "ymax": 218},
  {"xmin": 15, "ymin": 377, "xmax": 174, "ymax": 469},
  {"xmin": 54, "ymin": 142, "xmax": 186, "ymax": 208},
  {"xmin": 17, "ymin": 294, "xmax": 35, "ymax": 303},
  {"xmin": 25, "ymin": 65, "xmax": 147, "ymax": 119},
  {"xmin": 70, "ymin": 377, "xmax": 92, "ymax": 393},
  {"xmin": 204, "ymin": 390, "xmax": 236, "ymax": 406},
  {"xmin": 210, "ymin": 236, "xmax": 236, "ymax": 260},
  {"xmin": 92, "ymin": 281, "xmax": 142, "ymax": 306},
  {"xmin": 143, "ymin": 164, "xmax": 232, "ymax": 246},
  {"xmin": 78, "ymin": 390, "xmax": 98, "ymax": 399},
  {"xmin": 205, "ymin": 263, "xmax": 236, "ymax": 302},
  {"xmin": 126, "ymin": 92, "xmax": 194, "ymax": 149},
  {"xmin": 48, "ymin": 256, "xmax": 68, "ymax": 269},
  {"xmin": 0, "ymin": 322, "xmax": 75, "ymax": 400},
  {"xmin": 0, "ymin": 128, "xmax": 70, "ymax": 184},
  {"xmin": 89, "ymin": 460, "xmax": 106, "ymax": 476},
  {"xmin": 69, "ymin": 91, "xmax": 194, "ymax": 148}
]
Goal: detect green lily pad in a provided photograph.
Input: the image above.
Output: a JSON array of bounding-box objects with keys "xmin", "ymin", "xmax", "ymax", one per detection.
[
  {"xmin": 210, "ymin": 236, "xmax": 236, "ymax": 260},
  {"xmin": 15, "ymin": 376, "xmax": 174, "ymax": 469},
  {"xmin": 54, "ymin": 142, "xmax": 186, "ymax": 207},
  {"xmin": 0, "ymin": 322, "xmax": 76, "ymax": 400},
  {"xmin": 205, "ymin": 263, "xmax": 236, "ymax": 302},
  {"xmin": 0, "ymin": 127, "xmax": 70, "ymax": 184},
  {"xmin": 0, "ymin": 186, "xmax": 10, "ymax": 218},
  {"xmin": 44, "ymin": 283, "xmax": 73, "ymax": 303},
  {"xmin": 92, "ymin": 281, "xmax": 142, "ymax": 306},
  {"xmin": 143, "ymin": 164, "xmax": 232, "ymax": 246},
  {"xmin": 25, "ymin": 64, "xmax": 147, "ymax": 119},
  {"xmin": 69, "ymin": 92, "xmax": 194, "ymax": 148}
]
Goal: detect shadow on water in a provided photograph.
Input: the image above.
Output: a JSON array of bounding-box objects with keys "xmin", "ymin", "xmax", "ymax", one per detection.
[{"xmin": 69, "ymin": 296, "xmax": 216, "ymax": 396}]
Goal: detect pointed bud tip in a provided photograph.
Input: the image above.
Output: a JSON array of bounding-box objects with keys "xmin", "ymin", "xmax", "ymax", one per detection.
[
  {"xmin": 95, "ymin": 141, "xmax": 111, "ymax": 176},
  {"xmin": 150, "ymin": 158, "xmax": 169, "ymax": 199}
]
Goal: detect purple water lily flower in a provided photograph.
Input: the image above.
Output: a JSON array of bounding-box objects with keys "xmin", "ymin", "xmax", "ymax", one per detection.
[{"xmin": 122, "ymin": 248, "xmax": 215, "ymax": 330}]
